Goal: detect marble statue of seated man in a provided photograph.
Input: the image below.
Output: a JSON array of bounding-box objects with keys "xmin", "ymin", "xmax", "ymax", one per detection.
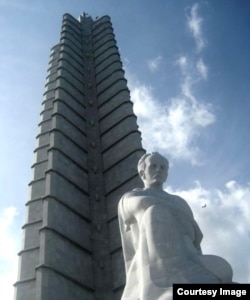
[{"xmin": 118, "ymin": 152, "xmax": 233, "ymax": 300}]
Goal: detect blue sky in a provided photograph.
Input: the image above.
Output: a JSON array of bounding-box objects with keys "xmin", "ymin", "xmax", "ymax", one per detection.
[{"xmin": 0, "ymin": 0, "xmax": 249, "ymax": 298}]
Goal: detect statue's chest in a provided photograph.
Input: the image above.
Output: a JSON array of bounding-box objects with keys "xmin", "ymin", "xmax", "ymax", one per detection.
[{"xmin": 127, "ymin": 194, "xmax": 195, "ymax": 241}]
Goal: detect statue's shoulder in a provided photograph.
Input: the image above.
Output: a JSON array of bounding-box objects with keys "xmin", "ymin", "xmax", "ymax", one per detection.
[
  {"xmin": 118, "ymin": 188, "xmax": 144, "ymax": 218},
  {"xmin": 167, "ymin": 193, "xmax": 193, "ymax": 217},
  {"xmin": 172, "ymin": 194, "xmax": 188, "ymax": 205},
  {"xmin": 121, "ymin": 188, "xmax": 144, "ymax": 200}
]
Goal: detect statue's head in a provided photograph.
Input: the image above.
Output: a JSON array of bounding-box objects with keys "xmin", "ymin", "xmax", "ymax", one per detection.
[{"xmin": 137, "ymin": 152, "xmax": 169, "ymax": 190}]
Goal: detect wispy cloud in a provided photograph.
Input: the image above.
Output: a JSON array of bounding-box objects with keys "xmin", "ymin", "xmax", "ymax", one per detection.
[
  {"xmin": 187, "ymin": 3, "xmax": 206, "ymax": 52},
  {"xmin": 127, "ymin": 70, "xmax": 215, "ymax": 165},
  {"xmin": 197, "ymin": 58, "xmax": 208, "ymax": 80},
  {"xmin": 129, "ymin": 3, "xmax": 211, "ymax": 165},
  {"xmin": 0, "ymin": 207, "xmax": 19, "ymax": 300},
  {"xmin": 176, "ymin": 56, "xmax": 188, "ymax": 73},
  {"xmin": 147, "ymin": 55, "xmax": 163, "ymax": 72},
  {"xmin": 176, "ymin": 55, "xmax": 208, "ymax": 92},
  {"xmin": 176, "ymin": 55, "xmax": 196, "ymax": 101},
  {"xmin": 167, "ymin": 181, "xmax": 250, "ymax": 283}
]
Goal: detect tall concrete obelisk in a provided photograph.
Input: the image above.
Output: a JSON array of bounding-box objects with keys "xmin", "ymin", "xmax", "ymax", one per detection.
[{"xmin": 14, "ymin": 13, "xmax": 144, "ymax": 300}]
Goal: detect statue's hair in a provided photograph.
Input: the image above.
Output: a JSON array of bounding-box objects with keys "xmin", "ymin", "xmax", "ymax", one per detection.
[{"xmin": 137, "ymin": 152, "xmax": 169, "ymax": 176}]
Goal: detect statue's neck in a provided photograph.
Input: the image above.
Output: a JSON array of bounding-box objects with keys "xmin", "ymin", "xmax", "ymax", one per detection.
[{"xmin": 143, "ymin": 184, "xmax": 163, "ymax": 191}]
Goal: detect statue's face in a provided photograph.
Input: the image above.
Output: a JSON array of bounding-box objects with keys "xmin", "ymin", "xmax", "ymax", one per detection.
[{"xmin": 142, "ymin": 154, "xmax": 168, "ymax": 188}]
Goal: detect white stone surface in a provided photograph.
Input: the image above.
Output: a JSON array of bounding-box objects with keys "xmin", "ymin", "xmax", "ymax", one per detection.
[{"xmin": 118, "ymin": 152, "xmax": 233, "ymax": 300}]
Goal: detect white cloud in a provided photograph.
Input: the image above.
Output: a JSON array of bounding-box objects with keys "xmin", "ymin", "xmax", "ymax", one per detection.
[
  {"xmin": 127, "ymin": 71, "xmax": 215, "ymax": 164},
  {"xmin": 187, "ymin": 3, "xmax": 205, "ymax": 52},
  {"xmin": 0, "ymin": 207, "xmax": 19, "ymax": 300},
  {"xmin": 176, "ymin": 55, "xmax": 188, "ymax": 72},
  {"xmin": 197, "ymin": 58, "xmax": 208, "ymax": 80},
  {"xmin": 166, "ymin": 181, "xmax": 250, "ymax": 283},
  {"xmin": 126, "ymin": 53, "xmax": 215, "ymax": 164},
  {"xmin": 176, "ymin": 56, "xmax": 208, "ymax": 99},
  {"xmin": 175, "ymin": 56, "xmax": 211, "ymax": 122},
  {"xmin": 132, "ymin": 4, "xmax": 211, "ymax": 164},
  {"xmin": 147, "ymin": 55, "xmax": 163, "ymax": 72}
]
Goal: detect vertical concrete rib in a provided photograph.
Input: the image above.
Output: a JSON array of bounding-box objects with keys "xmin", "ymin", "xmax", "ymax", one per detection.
[
  {"xmin": 37, "ymin": 13, "xmax": 94, "ymax": 300},
  {"xmin": 15, "ymin": 13, "xmax": 144, "ymax": 300},
  {"xmin": 14, "ymin": 43, "xmax": 60, "ymax": 300},
  {"xmin": 92, "ymin": 16, "xmax": 145, "ymax": 298}
]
